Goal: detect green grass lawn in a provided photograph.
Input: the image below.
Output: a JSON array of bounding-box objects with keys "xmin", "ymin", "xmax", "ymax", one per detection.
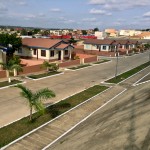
[
  {"xmin": 106, "ymin": 61, "xmax": 150, "ymax": 83},
  {"xmin": 27, "ymin": 71, "xmax": 61, "ymax": 79},
  {"xmin": 94, "ymin": 59, "xmax": 110, "ymax": 64},
  {"xmin": 68, "ymin": 64, "xmax": 91, "ymax": 70},
  {"xmin": 0, "ymin": 85, "xmax": 108, "ymax": 148},
  {"xmin": 0, "ymin": 79, "xmax": 22, "ymax": 88}
]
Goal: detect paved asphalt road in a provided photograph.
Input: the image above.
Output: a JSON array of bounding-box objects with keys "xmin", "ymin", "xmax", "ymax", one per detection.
[
  {"xmin": 48, "ymin": 82, "xmax": 150, "ymax": 150},
  {"xmin": 0, "ymin": 52, "xmax": 149, "ymax": 127}
]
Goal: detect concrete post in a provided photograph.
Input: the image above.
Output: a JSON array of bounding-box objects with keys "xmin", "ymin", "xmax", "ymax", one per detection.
[
  {"xmin": 80, "ymin": 58, "xmax": 84, "ymax": 64},
  {"xmin": 14, "ymin": 69, "xmax": 17, "ymax": 76},
  {"xmin": 61, "ymin": 50, "xmax": 64, "ymax": 61},
  {"xmin": 69, "ymin": 49, "xmax": 72, "ymax": 60}
]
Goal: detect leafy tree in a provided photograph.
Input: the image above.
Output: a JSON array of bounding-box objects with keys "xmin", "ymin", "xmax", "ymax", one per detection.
[
  {"xmin": 69, "ymin": 38, "xmax": 77, "ymax": 45},
  {"xmin": 94, "ymin": 27, "xmax": 99, "ymax": 32},
  {"xmin": 41, "ymin": 30, "xmax": 49, "ymax": 36},
  {"xmin": 144, "ymin": 44, "xmax": 150, "ymax": 49},
  {"xmin": 33, "ymin": 28, "xmax": 41, "ymax": 34},
  {"xmin": 15, "ymin": 84, "xmax": 56, "ymax": 121},
  {"xmin": 0, "ymin": 33, "xmax": 22, "ymax": 60},
  {"xmin": 21, "ymin": 29, "xmax": 28, "ymax": 35},
  {"xmin": 82, "ymin": 30, "xmax": 87, "ymax": 35}
]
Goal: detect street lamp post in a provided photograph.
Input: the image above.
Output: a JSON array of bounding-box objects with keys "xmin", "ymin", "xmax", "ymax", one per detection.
[
  {"xmin": 149, "ymin": 48, "xmax": 150, "ymax": 62},
  {"xmin": 115, "ymin": 44, "xmax": 120, "ymax": 79}
]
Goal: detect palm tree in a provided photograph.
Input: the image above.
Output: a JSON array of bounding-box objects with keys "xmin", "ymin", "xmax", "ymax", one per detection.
[
  {"xmin": 0, "ymin": 62, "xmax": 13, "ymax": 83},
  {"xmin": 8, "ymin": 56, "xmax": 22, "ymax": 76},
  {"xmin": 15, "ymin": 84, "xmax": 56, "ymax": 121},
  {"xmin": 42, "ymin": 61, "xmax": 59, "ymax": 72},
  {"xmin": 42, "ymin": 60, "xmax": 51, "ymax": 72},
  {"xmin": 0, "ymin": 58, "xmax": 23, "ymax": 82}
]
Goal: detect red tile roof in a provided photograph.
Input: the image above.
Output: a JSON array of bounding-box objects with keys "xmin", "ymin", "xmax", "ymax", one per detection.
[
  {"xmin": 84, "ymin": 39, "xmax": 140, "ymax": 45},
  {"xmin": 22, "ymin": 38, "xmax": 62, "ymax": 48},
  {"xmin": 56, "ymin": 44, "xmax": 70, "ymax": 49},
  {"xmin": 84, "ymin": 39, "xmax": 117, "ymax": 45}
]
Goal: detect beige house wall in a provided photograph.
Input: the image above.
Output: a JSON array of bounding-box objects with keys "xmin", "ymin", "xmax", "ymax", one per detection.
[
  {"xmin": 15, "ymin": 47, "xmax": 32, "ymax": 57},
  {"xmin": 84, "ymin": 44, "xmax": 110, "ymax": 51},
  {"xmin": 15, "ymin": 46, "xmax": 73, "ymax": 60},
  {"xmin": 0, "ymin": 50, "xmax": 6, "ymax": 63}
]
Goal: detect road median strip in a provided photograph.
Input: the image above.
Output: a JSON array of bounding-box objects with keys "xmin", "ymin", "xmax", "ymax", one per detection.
[
  {"xmin": 105, "ymin": 61, "xmax": 150, "ymax": 84},
  {"xmin": 0, "ymin": 79, "xmax": 24, "ymax": 89},
  {"xmin": 0, "ymin": 85, "xmax": 108, "ymax": 148},
  {"xmin": 26, "ymin": 71, "xmax": 63, "ymax": 80}
]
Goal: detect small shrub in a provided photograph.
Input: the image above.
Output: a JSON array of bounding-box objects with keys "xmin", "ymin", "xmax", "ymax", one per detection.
[{"xmin": 74, "ymin": 56, "xmax": 80, "ymax": 60}]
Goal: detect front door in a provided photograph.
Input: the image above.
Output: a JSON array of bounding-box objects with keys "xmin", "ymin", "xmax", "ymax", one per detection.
[{"xmin": 58, "ymin": 51, "xmax": 61, "ymax": 60}]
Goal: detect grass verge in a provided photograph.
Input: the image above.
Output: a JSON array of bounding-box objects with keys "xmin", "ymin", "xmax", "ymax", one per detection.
[
  {"xmin": 0, "ymin": 79, "xmax": 22, "ymax": 88},
  {"xmin": 27, "ymin": 71, "xmax": 61, "ymax": 79},
  {"xmin": 94, "ymin": 59, "xmax": 110, "ymax": 64},
  {"xmin": 68, "ymin": 64, "xmax": 91, "ymax": 70},
  {"xmin": 0, "ymin": 85, "xmax": 108, "ymax": 148},
  {"xmin": 106, "ymin": 61, "xmax": 150, "ymax": 83}
]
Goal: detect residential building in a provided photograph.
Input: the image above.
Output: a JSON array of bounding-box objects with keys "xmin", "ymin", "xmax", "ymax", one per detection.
[
  {"xmin": 105, "ymin": 29, "xmax": 117, "ymax": 37},
  {"xmin": 15, "ymin": 38, "xmax": 74, "ymax": 61},
  {"xmin": 119, "ymin": 30, "xmax": 142, "ymax": 37},
  {"xmin": 84, "ymin": 39, "xmax": 139, "ymax": 52},
  {"xmin": 130, "ymin": 32, "xmax": 150, "ymax": 39}
]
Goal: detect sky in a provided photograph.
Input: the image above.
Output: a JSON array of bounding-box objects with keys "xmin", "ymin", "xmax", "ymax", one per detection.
[{"xmin": 0, "ymin": 0, "xmax": 150, "ymax": 30}]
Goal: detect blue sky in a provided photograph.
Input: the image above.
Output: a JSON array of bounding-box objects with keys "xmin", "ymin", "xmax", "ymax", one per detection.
[{"xmin": 0, "ymin": 0, "xmax": 150, "ymax": 30}]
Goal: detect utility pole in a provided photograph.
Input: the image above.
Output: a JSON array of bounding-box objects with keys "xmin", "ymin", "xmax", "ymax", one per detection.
[{"xmin": 115, "ymin": 44, "xmax": 120, "ymax": 79}]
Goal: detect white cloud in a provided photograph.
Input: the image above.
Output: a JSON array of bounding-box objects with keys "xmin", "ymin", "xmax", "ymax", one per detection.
[
  {"xmin": 90, "ymin": 8, "xmax": 112, "ymax": 15},
  {"xmin": 89, "ymin": 0, "xmax": 150, "ymax": 10},
  {"xmin": 50, "ymin": 8, "xmax": 61, "ymax": 12},
  {"xmin": 90, "ymin": 8, "xmax": 105, "ymax": 14},
  {"xmin": 63, "ymin": 20, "xmax": 75, "ymax": 24},
  {"xmin": 18, "ymin": 1, "xmax": 27, "ymax": 6},
  {"xmin": 89, "ymin": 0, "xmax": 106, "ymax": 5},
  {"xmin": 143, "ymin": 11, "xmax": 150, "ymax": 17},
  {"xmin": 82, "ymin": 18, "xmax": 97, "ymax": 22}
]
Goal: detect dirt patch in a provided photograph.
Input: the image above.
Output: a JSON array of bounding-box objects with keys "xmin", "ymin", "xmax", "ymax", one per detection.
[{"xmin": 21, "ymin": 59, "xmax": 44, "ymax": 66}]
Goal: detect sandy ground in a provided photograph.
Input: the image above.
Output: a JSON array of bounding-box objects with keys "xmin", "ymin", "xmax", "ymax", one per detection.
[{"xmin": 48, "ymin": 82, "xmax": 150, "ymax": 150}]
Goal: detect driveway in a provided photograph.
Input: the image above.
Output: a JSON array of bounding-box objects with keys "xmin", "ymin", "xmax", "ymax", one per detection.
[{"xmin": 0, "ymin": 52, "xmax": 149, "ymax": 127}]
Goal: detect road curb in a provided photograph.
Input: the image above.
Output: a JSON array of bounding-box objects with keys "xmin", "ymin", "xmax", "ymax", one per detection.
[
  {"xmin": 1, "ymin": 85, "xmax": 111, "ymax": 150},
  {"xmin": 42, "ymin": 88, "xmax": 127, "ymax": 150}
]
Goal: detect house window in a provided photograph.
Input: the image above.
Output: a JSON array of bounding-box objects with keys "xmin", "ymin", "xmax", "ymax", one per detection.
[
  {"xmin": 41, "ymin": 50, "xmax": 46, "ymax": 57},
  {"xmin": 65, "ymin": 50, "xmax": 68, "ymax": 55},
  {"xmin": 18, "ymin": 48, "xmax": 22, "ymax": 53},
  {"xmin": 33, "ymin": 49, "xmax": 37, "ymax": 55},
  {"xmin": 50, "ymin": 50, "xmax": 54, "ymax": 57},
  {"xmin": 85, "ymin": 44, "xmax": 90, "ymax": 49},
  {"xmin": 102, "ymin": 46, "xmax": 107, "ymax": 50}
]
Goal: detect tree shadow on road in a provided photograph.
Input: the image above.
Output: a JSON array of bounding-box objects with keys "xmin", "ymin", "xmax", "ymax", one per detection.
[
  {"xmin": 124, "ymin": 93, "xmax": 150, "ymax": 150},
  {"xmin": 124, "ymin": 95, "xmax": 140, "ymax": 150}
]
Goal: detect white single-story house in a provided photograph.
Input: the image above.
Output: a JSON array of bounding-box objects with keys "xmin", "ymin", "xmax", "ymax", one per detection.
[
  {"xmin": 84, "ymin": 39, "xmax": 139, "ymax": 52},
  {"xmin": 15, "ymin": 38, "xmax": 74, "ymax": 61}
]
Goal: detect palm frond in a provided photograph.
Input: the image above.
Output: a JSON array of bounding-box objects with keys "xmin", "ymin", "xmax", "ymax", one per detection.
[
  {"xmin": 33, "ymin": 88, "xmax": 56, "ymax": 101},
  {"xmin": 15, "ymin": 84, "xmax": 33, "ymax": 102},
  {"xmin": 11, "ymin": 64, "xmax": 23, "ymax": 72},
  {"xmin": 33, "ymin": 101, "xmax": 45, "ymax": 115}
]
